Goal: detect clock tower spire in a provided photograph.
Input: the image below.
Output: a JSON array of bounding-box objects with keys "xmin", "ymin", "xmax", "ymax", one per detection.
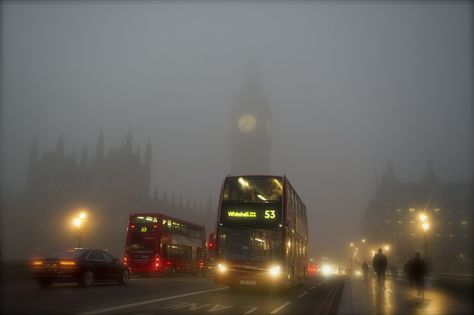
[{"xmin": 230, "ymin": 64, "xmax": 272, "ymax": 175}]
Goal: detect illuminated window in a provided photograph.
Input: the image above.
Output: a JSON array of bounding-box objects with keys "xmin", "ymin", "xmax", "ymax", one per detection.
[
  {"xmin": 409, "ymin": 208, "xmax": 415, "ymax": 212},
  {"xmin": 461, "ymin": 220, "xmax": 468, "ymax": 225},
  {"xmin": 449, "ymin": 234, "xmax": 454, "ymax": 238},
  {"xmin": 397, "ymin": 220, "xmax": 403, "ymax": 224},
  {"xmin": 409, "ymin": 220, "xmax": 415, "ymax": 224},
  {"xmin": 434, "ymin": 208, "xmax": 441, "ymax": 213},
  {"xmin": 396, "ymin": 209, "xmax": 402, "ymax": 213}
]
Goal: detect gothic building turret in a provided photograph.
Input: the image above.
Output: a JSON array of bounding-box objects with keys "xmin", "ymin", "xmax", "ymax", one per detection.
[
  {"xmin": 56, "ymin": 133, "xmax": 64, "ymax": 156},
  {"xmin": 80, "ymin": 144, "xmax": 88, "ymax": 169},
  {"xmin": 96, "ymin": 130, "xmax": 104, "ymax": 160}
]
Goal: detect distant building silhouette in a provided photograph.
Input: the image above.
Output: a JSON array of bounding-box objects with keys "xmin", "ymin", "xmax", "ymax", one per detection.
[
  {"xmin": 17, "ymin": 131, "xmax": 214, "ymax": 258},
  {"xmin": 25, "ymin": 130, "xmax": 151, "ymax": 207},
  {"xmin": 362, "ymin": 161, "xmax": 473, "ymax": 271},
  {"xmin": 230, "ymin": 64, "xmax": 272, "ymax": 175}
]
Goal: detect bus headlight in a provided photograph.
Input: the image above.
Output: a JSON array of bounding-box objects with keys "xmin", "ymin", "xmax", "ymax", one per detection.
[
  {"xmin": 217, "ymin": 263, "xmax": 227, "ymax": 273},
  {"xmin": 268, "ymin": 265, "xmax": 282, "ymax": 278}
]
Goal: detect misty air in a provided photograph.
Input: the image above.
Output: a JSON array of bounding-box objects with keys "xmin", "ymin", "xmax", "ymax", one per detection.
[{"xmin": 0, "ymin": 1, "xmax": 472, "ymax": 315}]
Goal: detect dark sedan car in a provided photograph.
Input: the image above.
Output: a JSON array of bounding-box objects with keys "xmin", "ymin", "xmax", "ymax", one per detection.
[{"xmin": 31, "ymin": 248, "xmax": 130, "ymax": 288}]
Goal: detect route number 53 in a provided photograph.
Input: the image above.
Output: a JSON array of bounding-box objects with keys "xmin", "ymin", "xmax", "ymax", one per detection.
[{"xmin": 264, "ymin": 210, "xmax": 276, "ymax": 219}]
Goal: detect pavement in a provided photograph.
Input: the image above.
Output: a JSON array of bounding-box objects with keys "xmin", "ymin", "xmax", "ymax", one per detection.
[{"xmin": 337, "ymin": 274, "xmax": 473, "ymax": 315}]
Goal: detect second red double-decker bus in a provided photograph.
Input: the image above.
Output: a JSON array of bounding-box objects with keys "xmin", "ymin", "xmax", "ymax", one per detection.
[
  {"xmin": 124, "ymin": 213, "xmax": 205, "ymax": 276},
  {"xmin": 214, "ymin": 175, "xmax": 308, "ymax": 289}
]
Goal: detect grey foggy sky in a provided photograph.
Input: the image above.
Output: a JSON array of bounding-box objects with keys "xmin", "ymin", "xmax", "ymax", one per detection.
[{"xmin": 1, "ymin": 1, "xmax": 472, "ymax": 259}]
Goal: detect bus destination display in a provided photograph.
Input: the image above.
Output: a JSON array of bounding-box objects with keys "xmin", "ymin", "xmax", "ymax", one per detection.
[{"xmin": 221, "ymin": 206, "xmax": 281, "ymax": 225}]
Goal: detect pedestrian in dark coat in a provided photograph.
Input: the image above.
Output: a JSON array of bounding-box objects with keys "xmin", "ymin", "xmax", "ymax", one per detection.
[
  {"xmin": 411, "ymin": 252, "xmax": 428, "ymax": 300},
  {"xmin": 372, "ymin": 248, "xmax": 388, "ymax": 289}
]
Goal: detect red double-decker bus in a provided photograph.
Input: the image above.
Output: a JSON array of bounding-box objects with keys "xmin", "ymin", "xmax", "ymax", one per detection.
[
  {"xmin": 214, "ymin": 175, "xmax": 308, "ymax": 289},
  {"xmin": 124, "ymin": 213, "xmax": 205, "ymax": 276}
]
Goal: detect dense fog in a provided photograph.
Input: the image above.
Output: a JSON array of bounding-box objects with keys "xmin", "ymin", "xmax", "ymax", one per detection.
[{"xmin": 1, "ymin": 1, "xmax": 472, "ymax": 264}]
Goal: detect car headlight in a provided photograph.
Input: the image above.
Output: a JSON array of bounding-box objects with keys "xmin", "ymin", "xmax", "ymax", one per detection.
[
  {"xmin": 217, "ymin": 263, "xmax": 227, "ymax": 273},
  {"xmin": 268, "ymin": 265, "xmax": 282, "ymax": 278},
  {"xmin": 321, "ymin": 264, "xmax": 332, "ymax": 276}
]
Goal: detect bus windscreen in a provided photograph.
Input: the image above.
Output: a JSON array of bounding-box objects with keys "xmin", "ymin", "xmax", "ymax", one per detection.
[{"xmin": 218, "ymin": 226, "xmax": 283, "ymax": 261}]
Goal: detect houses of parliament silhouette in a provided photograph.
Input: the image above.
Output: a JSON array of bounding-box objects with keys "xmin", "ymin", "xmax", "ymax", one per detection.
[{"xmin": 20, "ymin": 130, "xmax": 215, "ymax": 257}]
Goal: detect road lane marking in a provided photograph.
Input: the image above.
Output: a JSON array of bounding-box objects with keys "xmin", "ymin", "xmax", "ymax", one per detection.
[
  {"xmin": 208, "ymin": 304, "xmax": 233, "ymax": 312},
  {"xmin": 270, "ymin": 302, "xmax": 291, "ymax": 314},
  {"xmin": 243, "ymin": 307, "xmax": 258, "ymax": 314},
  {"xmin": 78, "ymin": 287, "xmax": 227, "ymax": 315},
  {"xmin": 298, "ymin": 291, "xmax": 308, "ymax": 298},
  {"xmin": 310, "ymin": 285, "xmax": 316, "ymax": 290}
]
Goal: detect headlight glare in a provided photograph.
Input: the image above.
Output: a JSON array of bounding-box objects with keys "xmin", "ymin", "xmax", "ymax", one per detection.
[
  {"xmin": 268, "ymin": 265, "xmax": 282, "ymax": 277},
  {"xmin": 217, "ymin": 263, "xmax": 227, "ymax": 273}
]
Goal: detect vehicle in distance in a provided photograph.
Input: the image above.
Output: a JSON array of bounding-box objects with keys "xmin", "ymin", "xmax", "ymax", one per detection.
[
  {"xmin": 306, "ymin": 261, "xmax": 319, "ymax": 277},
  {"xmin": 215, "ymin": 175, "xmax": 308, "ymax": 289},
  {"xmin": 124, "ymin": 212, "xmax": 206, "ymax": 276},
  {"xmin": 31, "ymin": 248, "xmax": 130, "ymax": 288}
]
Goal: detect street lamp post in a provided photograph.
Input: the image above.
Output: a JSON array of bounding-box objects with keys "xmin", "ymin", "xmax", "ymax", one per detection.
[
  {"xmin": 419, "ymin": 213, "xmax": 430, "ymax": 260},
  {"xmin": 72, "ymin": 211, "xmax": 88, "ymax": 248}
]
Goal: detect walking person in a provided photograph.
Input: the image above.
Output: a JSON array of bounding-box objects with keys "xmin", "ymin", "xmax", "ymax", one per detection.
[
  {"xmin": 410, "ymin": 252, "xmax": 428, "ymax": 300},
  {"xmin": 361, "ymin": 261, "xmax": 370, "ymax": 283},
  {"xmin": 372, "ymin": 248, "xmax": 388, "ymax": 289}
]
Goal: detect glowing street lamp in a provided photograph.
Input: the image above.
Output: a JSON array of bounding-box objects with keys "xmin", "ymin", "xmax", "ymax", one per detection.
[
  {"xmin": 418, "ymin": 212, "xmax": 430, "ymax": 259},
  {"xmin": 71, "ymin": 211, "xmax": 88, "ymax": 248}
]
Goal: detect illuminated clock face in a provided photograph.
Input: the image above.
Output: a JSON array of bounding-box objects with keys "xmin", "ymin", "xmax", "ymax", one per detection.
[{"xmin": 238, "ymin": 114, "xmax": 256, "ymax": 132}]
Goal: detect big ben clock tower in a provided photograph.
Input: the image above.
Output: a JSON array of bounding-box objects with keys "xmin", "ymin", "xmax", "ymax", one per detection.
[{"xmin": 230, "ymin": 65, "xmax": 272, "ymax": 175}]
